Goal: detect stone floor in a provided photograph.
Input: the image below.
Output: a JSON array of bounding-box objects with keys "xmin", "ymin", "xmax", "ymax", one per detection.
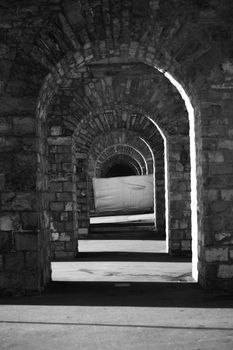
[
  {"xmin": 0, "ymin": 239, "xmax": 233, "ymax": 349},
  {"xmin": 52, "ymin": 240, "xmax": 192, "ymax": 283}
]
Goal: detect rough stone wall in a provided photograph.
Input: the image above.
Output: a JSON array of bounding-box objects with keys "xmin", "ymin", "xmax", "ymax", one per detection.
[
  {"xmin": 47, "ymin": 126, "xmax": 77, "ymax": 259},
  {"xmin": 1, "ymin": 0, "xmax": 233, "ymax": 292}
]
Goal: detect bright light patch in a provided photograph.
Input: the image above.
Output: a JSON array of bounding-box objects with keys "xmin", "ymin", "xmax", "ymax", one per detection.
[{"xmin": 161, "ymin": 71, "xmax": 198, "ymax": 281}]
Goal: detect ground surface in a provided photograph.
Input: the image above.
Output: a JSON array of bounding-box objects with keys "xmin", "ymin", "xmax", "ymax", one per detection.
[
  {"xmin": 52, "ymin": 240, "xmax": 191, "ymax": 283},
  {"xmin": 0, "ymin": 239, "xmax": 233, "ymax": 350}
]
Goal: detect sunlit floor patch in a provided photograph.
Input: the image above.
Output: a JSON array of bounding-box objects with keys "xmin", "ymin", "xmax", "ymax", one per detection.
[
  {"xmin": 52, "ymin": 240, "xmax": 192, "ymax": 283},
  {"xmin": 52, "ymin": 260, "xmax": 193, "ymax": 283}
]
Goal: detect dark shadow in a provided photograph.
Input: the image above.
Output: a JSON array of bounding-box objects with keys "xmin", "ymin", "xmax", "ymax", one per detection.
[
  {"xmin": 1, "ymin": 281, "xmax": 233, "ymax": 308},
  {"xmin": 60, "ymin": 252, "xmax": 191, "ymax": 262}
]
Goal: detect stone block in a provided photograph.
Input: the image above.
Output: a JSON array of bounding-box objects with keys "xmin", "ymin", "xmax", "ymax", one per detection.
[
  {"xmin": 65, "ymin": 202, "xmax": 73, "ymax": 211},
  {"xmin": 22, "ymin": 269, "xmax": 39, "ymax": 290},
  {"xmin": 51, "ymin": 241, "xmax": 65, "ymax": 251},
  {"xmin": 65, "ymin": 221, "xmax": 73, "ymax": 231},
  {"xmin": 54, "ymin": 251, "xmax": 74, "ymax": 259},
  {"xmin": 50, "ymin": 126, "xmax": 62, "ymax": 136},
  {"xmin": 181, "ymin": 240, "xmax": 191, "ymax": 251},
  {"xmin": 218, "ymin": 265, "xmax": 233, "ymax": 278},
  {"xmin": 205, "ymin": 189, "xmax": 218, "ymax": 201},
  {"xmin": 172, "ymin": 230, "xmax": 184, "ymax": 240},
  {"xmin": 0, "ymin": 173, "xmax": 5, "ymax": 190},
  {"xmin": 56, "ymin": 192, "xmax": 73, "ymax": 201},
  {"xmin": 218, "ymin": 140, "xmax": 233, "ymax": 149},
  {"xmin": 59, "ymin": 232, "xmax": 71, "ymax": 242},
  {"xmin": 13, "ymin": 117, "xmax": 34, "ymax": 135},
  {"xmin": 53, "ymin": 221, "xmax": 65, "ymax": 232},
  {"xmin": 50, "ymin": 202, "xmax": 64, "ymax": 211},
  {"xmin": 0, "ymin": 231, "xmax": 12, "ymax": 252},
  {"xmin": 205, "ymin": 247, "xmax": 228, "ymax": 262},
  {"xmin": 1, "ymin": 192, "xmax": 34, "ymax": 211},
  {"xmin": 5, "ymin": 252, "xmax": 24, "ymax": 271},
  {"xmin": 78, "ymin": 228, "xmax": 88, "ymax": 235},
  {"xmin": 49, "ymin": 182, "xmax": 63, "ymax": 192},
  {"xmin": 0, "ymin": 255, "xmax": 3, "ymax": 270},
  {"xmin": 0, "ymin": 117, "xmax": 12, "ymax": 134},
  {"xmin": 14, "ymin": 232, "xmax": 38, "ymax": 251},
  {"xmin": 221, "ymin": 190, "xmax": 233, "ymax": 201},
  {"xmin": 207, "ymin": 151, "xmax": 224, "ymax": 163},
  {"xmin": 229, "ymin": 249, "xmax": 233, "ymax": 260},
  {"xmin": 60, "ymin": 212, "xmax": 69, "ymax": 221},
  {"xmin": 0, "ymin": 271, "xmax": 23, "ymax": 291},
  {"xmin": 0, "ymin": 213, "xmax": 20, "ymax": 231},
  {"xmin": 21, "ymin": 212, "xmax": 38, "ymax": 230},
  {"xmin": 62, "ymin": 163, "xmax": 72, "ymax": 172},
  {"xmin": 25, "ymin": 252, "xmax": 38, "ymax": 268},
  {"xmin": 48, "ymin": 137, "xmax": 71, "ymax": 146},
  {"xmin": 63, "ymin": 182, "xmax": 73, "ymax": 191},
  {"xmin": 65, "ymin": 242, "xmax": 74, "ymax": 251},
  {"xmin": 215, "ymin": 232, "xmax": 233, "ymax": 244}
]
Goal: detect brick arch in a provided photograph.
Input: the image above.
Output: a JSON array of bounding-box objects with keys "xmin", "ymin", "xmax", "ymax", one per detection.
[
  {"xmin": 88, "ymin": 131, "xmax": 153, "ymax": 174},
  {"xmin": 35, "ymin": 2, "xmax": 224, "ymax": 290},
  {"xmin": 94, "ymin": 145, "xmax": 148, "ymax": 177},
  {"xmin": 87, "ymin": 143, "xmax": 151, "ymax": 217},
  {"xmin": 2, "ymin": 0, "xmax": 233, "ymax": 294},
  {"xmin": 97, "ymin": 153, "xmax": 143, "ymax": 178}
]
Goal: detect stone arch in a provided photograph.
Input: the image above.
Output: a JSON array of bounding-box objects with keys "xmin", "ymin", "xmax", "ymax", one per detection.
[{"xmin": 3, "ymin": 2, "xmax": 231, "ymax": 292}]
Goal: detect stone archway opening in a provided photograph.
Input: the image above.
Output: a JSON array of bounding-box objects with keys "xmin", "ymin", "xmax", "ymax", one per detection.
[
  {"xmin": 36, "ymin": 58, "xmax": 197, "ymax": 287},
  {"xmin": 102, "ymin": 159, "xmax": 138, "ymax": 178}
]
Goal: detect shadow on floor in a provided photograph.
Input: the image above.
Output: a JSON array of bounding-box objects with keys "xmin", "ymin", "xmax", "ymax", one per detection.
[
  {"xmin": 1, "ymin": 281, "xmax": 233, "ymax": 308},
  {"xmin": 56, "ymin": 252, "xmax": 191, "ymax": 262}
]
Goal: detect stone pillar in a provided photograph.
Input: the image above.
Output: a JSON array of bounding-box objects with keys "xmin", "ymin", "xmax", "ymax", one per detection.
[
  {"xmin": 0, "ymin": 113, "xmax": 45, "ymax": 294},
  {"xmin": 199, "ymin": 89, "xmax": 233, "ymax": 289},
  {"xmin": 168, "ymin": 136, "xmax": 191, "ymax": 256},
  {"xmin": 76, "ymin": 156, "xmax": 89, "ymax": 237},
  {"xmin": 48, "ymin": 126, "xmax": 78, "ymax": 259}
]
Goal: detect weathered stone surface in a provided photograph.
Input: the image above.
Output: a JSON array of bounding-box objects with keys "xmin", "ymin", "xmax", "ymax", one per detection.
[
  {"xmin": 78, "ymin": 228, "xmax": 88, "ymax": 235},
  {"xmin": 0, "ymin": 231, "xmax": 12, "ymax": 253},
  {"xmin": 2, "ymin": 0, "xmax": 233, "ymax": 293},
  {"xmin": 65, "ymin": 202, "xmax": 73, "ymax": 211},
  {"xmin": 0, "ymin": 214, "xmax": 20, "ymax": 231},
  {"xmin": 215, "ymin": 232, "xmax": 233, "ymax": 244},
  {"xmin": 59, "ymin": 232, "xmax": 71, "ymax": 242},
  {"xmin": 25, "ymin": 252, "xmax": 38, "ymax": 268},
  {"xmin": 14, "ymin": 232, "xmax": 38, "ymax": 251},
  {"xmin": 205, "ymin": 248, "xmax": 228, "ymax": 263},
  {"xmin": 50, "ymin": 126, "xmax": 62, "ymax": 136},
  {"xmin": 50, "ymin": 202, "xmax": 64, "ymax": 211},
  {"xmin": 1, "ymin": 193, "xmax": 35, "ymax": 211},
  {"xmin": 218, "ymin": 265, "xmax": 233, "ymax": 279},
  {"xmin": 5, "ymin": 252, "xmax": 24, "ymax": 271},
  {"xmin": 0, "ymin": 255, "xmax": 3, "ymax": 270},
  {"xmin": 13, "ymin": 117, "xmax": 34, "ymax": 135}
]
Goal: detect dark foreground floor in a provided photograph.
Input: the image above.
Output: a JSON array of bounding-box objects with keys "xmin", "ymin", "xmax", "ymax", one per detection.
[{"xmin": 1, "ymin": 282, "xmax": 233, "ymax": 350}]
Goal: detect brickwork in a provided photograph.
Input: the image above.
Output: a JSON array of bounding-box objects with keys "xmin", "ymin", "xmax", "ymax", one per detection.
[
  {"xmin": 47, "ymin": 126, "xmax": 77, "ymax": 259},
  {"xmin": 1, "ymin": 0, "xmax": 233, "ymax": 293}
]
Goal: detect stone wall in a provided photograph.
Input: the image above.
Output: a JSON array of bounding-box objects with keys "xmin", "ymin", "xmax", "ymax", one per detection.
[
  {"xmin": 48, "ymin": 126, "xmax": 77, "ymax": 259},
  {"xmin": 1, "ymin": 0, "xmax": 233, "ymax": 293}
]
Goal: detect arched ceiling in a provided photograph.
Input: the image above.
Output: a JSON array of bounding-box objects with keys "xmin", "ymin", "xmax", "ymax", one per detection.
[
  {"xmin": 98, "ymin": 153, "xmax": 143, "ymax": 178},
  {"xmin": 1, "ymin": 0, "xmax": 231, "ymax": 101},
  {"xmin": 48, "ymin": 63, "xmax": 188, "ymax": 137},
  {"xmin": 88, "ymin": 129, "xmax": 152, "ymax": 165}
]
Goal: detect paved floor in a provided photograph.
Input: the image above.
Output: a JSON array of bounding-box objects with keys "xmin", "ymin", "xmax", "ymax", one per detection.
[{"xmin": 1, "ymin": 239, "xmax": 233, "ymax": 349}]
